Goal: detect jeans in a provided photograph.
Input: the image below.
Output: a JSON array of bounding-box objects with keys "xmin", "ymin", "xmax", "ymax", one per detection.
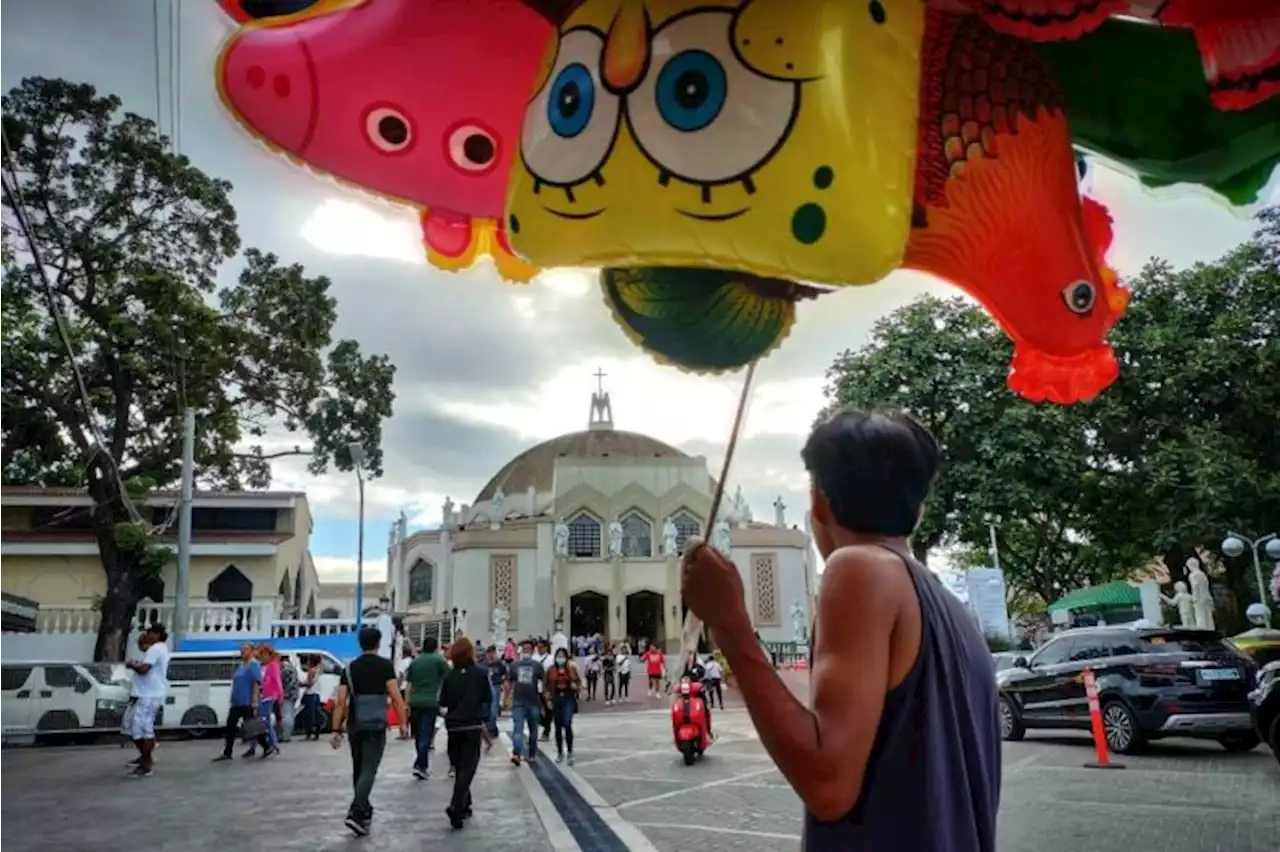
[
  {"xmin": 446, "ymin": 728, "xmax": 482, "ymax": 818},
  {"xmin": 257, "ymin": 699, "xmax": 279, "ymax": 748},
  {"xmin": 223, "ymin": 704, "xmax": 268, "ymax": 756},
  {"xmin": 510, "ymin": 704, "xmax": 540, "ymax": 759},
  {"xmin": 348, "ymin": 729, "xmax": 387, "ymax": 820},
  {"xmin": 552, "ymin": 695, "xmax": 576, "ymax": 755},
  {"xmin": 603, "ymin": 673, "xmax": 616, "ymax": 701},
  {"xmin": 299, "ymin": 694, "xmax": 322, "ymax": 737},
  {"xmin": 586, "ymin": 673, "xmax": 598, "ymax": 700},
  {"xmin": 706, "ymin": 678, "xmax": 724, "ymax": 709},
  {"xmin": 487, "ymin": 686, "xmax": 501, "ymax": 736},
  {"xmin": 412, "ymin": 706, "xmax": 438, "ymax": 773},
  {"xmin": 280, "ymin": 698, "xmax": 296, "ymax": 741},
  {"xmin": 618, "ymin": 672, "xmax": 630, "ymax": 699}
]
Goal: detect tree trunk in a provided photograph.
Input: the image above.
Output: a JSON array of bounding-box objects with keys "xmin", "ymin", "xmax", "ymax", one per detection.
[
  {"xmin": 1163, "ymin": 546, "xmax": 1193, "ymax": 588},
  {"xmin": 89, "ymin": 474, "xmax": 141, "ymax": 662}
]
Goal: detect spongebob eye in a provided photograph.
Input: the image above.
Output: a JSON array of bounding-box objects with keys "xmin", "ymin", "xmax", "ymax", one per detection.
[
  {"xmin": 521, "ymin": 28, "xmax": 621, "ymax": 188},
  {"xmin": 1062, "ymin": 280, "xmax": 1096, "ymax": 314},
  {"xmin": 626, "ymin": 10, "xmax": 798, "ymax": 187}
]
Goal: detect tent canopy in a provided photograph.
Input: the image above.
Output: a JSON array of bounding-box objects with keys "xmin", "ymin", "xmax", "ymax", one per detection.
[{"xmin": 1046, "ymin": 581, "xmax": 1140, "ymax": 614}]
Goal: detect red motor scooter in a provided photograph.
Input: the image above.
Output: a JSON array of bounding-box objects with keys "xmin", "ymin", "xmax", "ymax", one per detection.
[{"xmin": 671, "ymin": 678, "xmax": 712, "ymax": 766}]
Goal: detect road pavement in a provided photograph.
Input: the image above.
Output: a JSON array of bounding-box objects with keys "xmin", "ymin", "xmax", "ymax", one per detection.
[{"xmin": 2, "ymin": 708, "xmax": 1276, "ymax": 851}]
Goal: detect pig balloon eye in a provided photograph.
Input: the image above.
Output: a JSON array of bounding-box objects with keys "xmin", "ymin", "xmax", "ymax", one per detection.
[
  {"xmin": 1062, "ymin": 280, "xmax": 1096, "ymax": 314},
  {"xmin": 447, "ymin": 124, "xmax": 499, "ymax": 175},
  {"xmin": 364, "ymin": 106, "xmax": 414, "ymax": 154}
]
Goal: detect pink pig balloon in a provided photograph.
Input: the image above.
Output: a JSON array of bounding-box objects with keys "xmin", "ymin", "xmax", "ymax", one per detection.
[{"xmin": 216, "ymin": 0, "xmax": 552, "ymax": 282}]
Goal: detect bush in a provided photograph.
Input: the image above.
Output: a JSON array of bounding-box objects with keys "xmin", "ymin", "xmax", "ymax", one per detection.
[{"xmin": 985, "ymin": 633, "xmax": 1016, "ymax": 652}]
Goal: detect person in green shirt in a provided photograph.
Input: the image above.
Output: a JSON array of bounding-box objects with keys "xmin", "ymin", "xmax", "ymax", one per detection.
[{"xmin": 405, "ymin": 637, "xmax": 450, "ymax": 779}]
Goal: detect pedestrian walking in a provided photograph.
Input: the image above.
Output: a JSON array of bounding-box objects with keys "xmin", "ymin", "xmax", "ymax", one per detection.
[
  {"xmin": 330, "ymin": 626, "xmax": 409, "ymax": 837},
  {"xmin": 280, "ymin": 655, "xmax": 300, "ymax": 742},
  {"xmin": 681, "ymin": 408, "xmax": 1000, "ymax": 851},
  {"xmin": 601, "ymin": 645, "xmax": 617, "ymax": 704},
  {"xmin": 213, "ymin": 644, "xmax": 267, "ymax": 761},
  {"xmin": 533, "ymin": 639, "xmax": 554, "ymax": 741},
  {"xmin": 438, "ymin": 637, "xmax": 492, "ymax": 830},
  {"xmin": 703, "ymin": 655, "xmax": 725, "ymax": 709},
  {"xmin": 547, "ymin": 648, "xmax": 580, "ymax": 765},
  {"xmin": 504, "ymin": 640, "xmax": 545, "ymax": 766},
  {"xmin": 123, "ymin": 623, "xmax": 170, "ymax": 777},
  {"xmin": 405, "ymin": 637, "xmax": 449, "ymax": 780},
  {"xmin": 298, "ymin": 655, "xmax": 324, "ymax": 741},
  {"xmin": 484, "ymin": 646, "xmax": 507, "ymax": 738},
  {"xmin": 642, "ymin": 643, "xmax": 665, "ymax": 697},
  {"xmin": 585, "ymin": 652, "xmax": 600, "ymax": 701},
  {"xmin": 616, "ymin": 647, "xmax": 632, "ymax": 700},
  {"xmin": 250, "ymin": 645, "xmax": 282, "ymax": 757}
]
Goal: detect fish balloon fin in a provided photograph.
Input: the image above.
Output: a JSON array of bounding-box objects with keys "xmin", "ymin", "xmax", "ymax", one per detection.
[
  {"xmin": 599, "ymin": 268, "xmax": 819, "ymax": 374},
  {"xmin": 421, "ymin": 208, "xmax": 482, "ymax": 274},
  {"xmin": 482, "ymin": 219, "xmax": 539, "ymax": 284}
]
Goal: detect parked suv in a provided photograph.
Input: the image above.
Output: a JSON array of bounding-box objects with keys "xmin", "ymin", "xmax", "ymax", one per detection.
[{"xmin": 997, "ymin": 627, "xmax": 1258, "ymax": 754}]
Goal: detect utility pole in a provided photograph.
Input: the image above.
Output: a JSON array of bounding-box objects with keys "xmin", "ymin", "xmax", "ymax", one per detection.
[
  {"xmin": 173, "ymin": 407, "xmax": 195, "ymax": 648},
  {"xmin": 988, "ymin": 523, "xmax": 1001, "ymax": 573}
]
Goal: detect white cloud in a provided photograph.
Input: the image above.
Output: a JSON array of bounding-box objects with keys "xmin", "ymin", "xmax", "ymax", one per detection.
[
  {"xmin": 312, "ymin": 555, "xmax": 388, "ymax": 584},
  {"xmin": 300, "ymin": 198, "xmax": 424, "ymax": 265}
]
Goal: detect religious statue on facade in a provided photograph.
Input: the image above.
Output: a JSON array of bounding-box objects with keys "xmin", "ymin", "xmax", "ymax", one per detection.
[
  {"xmin": 774, "ymin": 496, "xmax": 787, "ymax": 528},
  {"xmin": 662, "ymin": 519, "xmax": 679, "ymax": 557},
  {"xmin": 1160, "ymin": 580, "xmax": 1195, "ymax": 627},
  {"xmin": 608, "ymin": 519, "xmax": 624, "ymax": 558},
  {"xmin": 1187, "ymin": 558, "xmax": 1215, "ymax": 630},
  {"xmin": 790, "ymin": 598, "xmax": 808, "ymax": 645},
  {"xmin": 442, "ymin": 495, "xmax": 455, "ymax": 524},
  {"xmin": 731, "ymin": 486, "xmax": 752, "ymax": 526},
  {"xmin": 712, "ymin": 519, "xmax": 732, "ymax": 556},
  {"xmin": 491, "ymin": 605, "xmax": 510, "ymax": 642},
  {"xmin": 491, "ymin": 488, "xmax": 505, "ymax": 523},
  {"xmin": 554, "ymin": 521, "xmax": 570, "ymax": 557},
  {"xmin": 387, "ymin": 524, "xmax": 397, "ymax": 551},
  {"xmin": 527, "ymin": 485, "xmax": 538, "ymax": 516}
]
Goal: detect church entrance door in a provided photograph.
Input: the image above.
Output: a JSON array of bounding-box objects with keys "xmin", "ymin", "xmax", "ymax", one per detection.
[
  {"xmin": 626, "ymin": 591, "xmax": 665, "ymax": 649},
  {"xmin": 570, "ymin": 591, "xmax": 608, "ymax": 639}
]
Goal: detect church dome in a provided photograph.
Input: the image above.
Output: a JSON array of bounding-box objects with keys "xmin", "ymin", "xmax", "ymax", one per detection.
[{"xmin": 473, "ymin": 429, "xmax": 688, "ymax": 505}]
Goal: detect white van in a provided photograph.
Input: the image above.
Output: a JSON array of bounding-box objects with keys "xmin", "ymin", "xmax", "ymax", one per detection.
[
  {"xmin": 145, "ymin": 649, "xmax": 346, "ymax": 735},
  {"xmin": 1, "ymin": 661, "xmax": 132, "ymax": 742}
]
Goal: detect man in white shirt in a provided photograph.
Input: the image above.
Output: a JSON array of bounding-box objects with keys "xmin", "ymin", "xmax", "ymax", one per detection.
[
  {"xmin": 125, "ymin": 623, "xmax": 171, "ymax": 777},
  {"xmin": 532, "ymin": 639, "xmax": 554, "ymax": 742}
]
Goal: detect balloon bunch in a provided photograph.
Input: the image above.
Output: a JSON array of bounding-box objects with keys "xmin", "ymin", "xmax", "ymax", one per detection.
[{"xmin": 215, "ymin": 0, "xmax": 1280, "ymax": 404}]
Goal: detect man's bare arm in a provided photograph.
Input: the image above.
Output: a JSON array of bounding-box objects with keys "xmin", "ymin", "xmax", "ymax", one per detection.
[
  {"xmin": 331, "ymin": 685, "xmax": 348, "ymax": 731},
  {"xmin": 714, "ymin": 547, "xmax": 897, "ymax": 821}
]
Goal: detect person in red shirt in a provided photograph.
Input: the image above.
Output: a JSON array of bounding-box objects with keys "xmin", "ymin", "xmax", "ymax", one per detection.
[{"xmin": 642, "ymin": 645, "xmax": 665, "ymax": 697}]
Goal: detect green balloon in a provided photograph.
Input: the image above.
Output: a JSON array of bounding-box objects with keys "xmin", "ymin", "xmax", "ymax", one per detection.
[{"xmin": 1037, "ymin": 19, "xmax": 1280, "ymax": 206}]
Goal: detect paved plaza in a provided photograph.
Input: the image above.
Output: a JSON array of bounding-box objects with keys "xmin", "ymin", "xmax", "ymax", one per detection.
[{"xmin": 3, "ymin": 708, "xmax": 1277, "ymax": 851}]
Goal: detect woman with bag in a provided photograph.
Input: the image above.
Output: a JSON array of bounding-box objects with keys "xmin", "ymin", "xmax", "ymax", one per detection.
[
  {"xmin": 254, "ymin": 645, "xmax": 282, "ymax": 756},
  {"xmin": 547, "ymin": 648, "xmax": 581, "ymax": 765},
  {"xmin": 438, "ymin": 637, "xmax": 491, "ymax": 831}
]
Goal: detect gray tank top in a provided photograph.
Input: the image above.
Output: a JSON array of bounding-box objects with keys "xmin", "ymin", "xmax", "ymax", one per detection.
[{"xmin": 803, "ymin": 542, "xmax": 1001, "ymax": 851}]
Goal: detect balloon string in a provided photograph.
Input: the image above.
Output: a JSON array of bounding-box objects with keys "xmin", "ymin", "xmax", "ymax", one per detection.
[{"xmin": 680, "ymin": 360, "xmax": 758, "ymax": 659}]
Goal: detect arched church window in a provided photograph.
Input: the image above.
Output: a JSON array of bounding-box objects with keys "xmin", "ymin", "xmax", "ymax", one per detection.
[
  {"xmin": 671, "ymin": 510, "xmax": 701, "ymax": 554},
  {"xmin": 568, "ymin": 512, "xmax": 602, "ymax": 558},
  {"xmin": 620, "ymin": 511, "xmax": 652, "ymax": 558},
  {"xmin": 408, "ymin": 559, "xmax": 435, "ymax": 605},
  {"xmin": 208, "ymin": 565, "xmax": 253, "ymax": 603}
]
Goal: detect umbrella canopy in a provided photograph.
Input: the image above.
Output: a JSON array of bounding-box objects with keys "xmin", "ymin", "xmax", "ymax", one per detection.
[{"xmin": 1046, "ymin": 581, "xmax": 1141, "ymax": 614}]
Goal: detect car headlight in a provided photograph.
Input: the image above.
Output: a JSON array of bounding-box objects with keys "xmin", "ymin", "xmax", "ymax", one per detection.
[{"xmin": 96, "ymin": 699, "xmax": 126, "ymax": 711}]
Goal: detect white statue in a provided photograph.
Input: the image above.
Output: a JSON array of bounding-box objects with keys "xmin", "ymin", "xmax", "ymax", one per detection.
[
  {"xmin": 456, "ymin": 609, "xmax": 469, "ymax": 636},
  {"xmin": 1160, "ymin": 581, "xmax": 1195, "ymax": 627},
  {"xmin": 662, "ymin": 519, "xmax": 679, "ymax": 556},
  {"xmin": 387, "ymin": 525, "xmax": 397, "ymax": 550},
  {"xmin": 554, "ymin": 521, "xmax": 570, "ymax": 557},
  {"xmin": 527, "ymin": 485, "xmax": 537, "ymax": 515},
  {"xmin": 491, "ymin": 488, "xmax": 505, "ymax": 522},
  {"xmin": 790, "ymin": 598, "xmax": 808, "ymax": 645},
  {"xmin": 442, "ymin": 495, "xmax": 455, "ymax": 523},
  {"xmin": 712, "ymin": 519, "xmax": 732, "ymax": 555},
  {"xmin": 608, "ymin": 519, "xmax": 624, "ymax": 558},
  {"xmin": 397, "ymin": 510, "xmax": 408, "ymax": 539},
  {"xmin": 774, "ymin": 496, "xmax": 787, "ymax": 528},
  {"xmin": 1187, "ymin": 558, "xmax": 1215, "ymax": 630},
  {"xmin": 731, "ymin": 486, "xmax": 753, "ymax": 526},
  {"xmin": 491, "ymin": 605, "xmax": 510, "ymax": 641}
]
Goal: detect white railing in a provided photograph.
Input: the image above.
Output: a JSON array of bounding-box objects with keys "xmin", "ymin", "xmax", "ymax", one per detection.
[
  {"xmin": 271, "ymin": 617, "xmax": 356, "ymax": 638},
  {"xmin": 26, "ymin": 600, "xmax": 278, "ymax": 638}
]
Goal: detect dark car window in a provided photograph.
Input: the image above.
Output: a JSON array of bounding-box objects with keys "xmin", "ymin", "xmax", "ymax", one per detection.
[
  {"xmin": 1109, "ymin": 635, "xmax": 1143, "ymax": 656},
  {"xmin": 1068, "ymin": 639, "xmax": 1111, "ymax": 662},
  {"xmin": 1140, "ymin": 632, "xmax": 1233, "ymax": 654},
  {"xmin": 1031, "ymin": 638, "xmax": 1075, "ymax": 666},
  {"xmin": 43, "ymin": 665, "xmax": 80, "ymax": 688},
  {"xmin": 1, "ymin": 667, "xmax": 33, "ymax": 691}
]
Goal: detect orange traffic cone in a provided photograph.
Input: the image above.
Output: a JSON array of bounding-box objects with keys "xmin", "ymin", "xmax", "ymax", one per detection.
[{"xmin": 1082, "ymin": 666, "xmax": 1125, "ymax": 770}]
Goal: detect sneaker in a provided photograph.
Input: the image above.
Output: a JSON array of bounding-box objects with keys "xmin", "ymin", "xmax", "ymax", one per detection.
[
  {"xmin": 211, "ymin": 754, "xmax": 233, "ymax": 763},
  {"xmin": 446, "ymin": 807, "xmax": 464, "ymax": 830},
  {"xmin": 510, "ymin": 755, "xmax": 522, "ymax": 767},
  {"xmin": 567, "ymin": 754, "xmax": 575, "ymax": 766},
  {"xmin": 241, "ymin": 748, "xmax": 256, "ymax": 759},
  {"xmin": 412, "ymin": 767, "xmax": 428, "ymax": 781},
  {"xmin": 129, "ymin": 766, "xmax": 153, "ymax": 778},
  {"xmin": 447, "ymin": 765, "xmax": 456, "ymax": 778},
  {"xmin": 555, "ymin": 753, "xmax": 563, "ymax": 764},
  {"xmin": 260, "ymin": 746, "xmax": 280, "ymax": 759},
  {"xmin": 344, "ymin": 816, "xmax": 371, "ymax": 837}
]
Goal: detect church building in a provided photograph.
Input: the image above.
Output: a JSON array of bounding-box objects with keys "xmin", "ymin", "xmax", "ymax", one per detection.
[{"xmin": 386, "ymin": 380, "xmax": 817, "ymax": 651}]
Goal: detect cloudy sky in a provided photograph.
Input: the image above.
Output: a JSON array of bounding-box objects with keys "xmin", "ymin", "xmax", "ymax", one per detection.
[{"xmin": 4, "ymin": 1, "xmax": 1275, "ymax": 583}]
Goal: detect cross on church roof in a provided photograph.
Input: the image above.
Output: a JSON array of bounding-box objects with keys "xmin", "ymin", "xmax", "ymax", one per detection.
[
  {"xmin": 588, "ymin": 367, "xmax": 614, "ymax": 431},
  {"xmin": 594, "ymin": 367, "xmax": 607, "ymax": 394}
]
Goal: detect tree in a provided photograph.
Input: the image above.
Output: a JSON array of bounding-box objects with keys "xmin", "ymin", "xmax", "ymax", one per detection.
[
  {"xmin": 819, "ymin": 296, "xmax": 1149, "ymax": 602},
  {"xmin": 1, "ymin": 78, "xmax": 397, "ymax": 660}
]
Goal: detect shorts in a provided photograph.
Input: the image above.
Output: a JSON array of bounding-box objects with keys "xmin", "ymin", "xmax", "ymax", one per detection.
[{"xmin": 129, "ymin": 697, "xmax": 162, "ymax": 740}]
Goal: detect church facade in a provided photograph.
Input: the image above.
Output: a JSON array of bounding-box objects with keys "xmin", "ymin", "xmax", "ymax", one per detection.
[{"xmin": 385, "ymin": 387, "xmax": 817, "ymax": 651}]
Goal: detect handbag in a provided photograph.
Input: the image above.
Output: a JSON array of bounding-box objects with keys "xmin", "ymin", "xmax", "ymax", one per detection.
[
  {"xmin": 346, "ymin": 663, "xmax": 389, "ymax": 733},
  {"xmin": 240, "ymin": 715, "xmax": 268, "ymax": 741}
]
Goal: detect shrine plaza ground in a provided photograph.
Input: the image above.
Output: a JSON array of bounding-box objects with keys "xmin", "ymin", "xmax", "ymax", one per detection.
[{"xmin": 3, "ymin": 702, "xmax": 1277, "ymax": 852}]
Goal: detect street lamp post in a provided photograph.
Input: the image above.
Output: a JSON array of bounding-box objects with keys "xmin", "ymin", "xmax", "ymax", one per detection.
[
  {"xmin": 349, "ymin": 442, "xmax": 368, "ymax": 632},
  {"xmin": 1221, "ymin": 531, "xmax": 1280, "ymax": 608}
]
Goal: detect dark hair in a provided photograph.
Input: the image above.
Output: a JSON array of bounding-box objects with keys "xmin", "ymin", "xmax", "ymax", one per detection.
[
  {"xmin": 422, "ymin": 637, "xmax": 439, "ymax": 653},
  {"xmin": 449, "ymin": 637, "xmax": 476, "ymax": 667},
  {"xmin": 147, "ymin": 623, "xmax": 168, "ymax": 641},
  {"xmin": 358, "ymin": 626, "xmax": 382, "ymax": 652},
  {"xmin": 800, "ymin": 407, "xmax": 939, "ymax": 537}
]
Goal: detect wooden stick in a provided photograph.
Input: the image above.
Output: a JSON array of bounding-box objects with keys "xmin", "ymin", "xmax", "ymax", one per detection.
[{"xmin": 680, "ymin": 361, "xmax": 758, "ymax": 658}]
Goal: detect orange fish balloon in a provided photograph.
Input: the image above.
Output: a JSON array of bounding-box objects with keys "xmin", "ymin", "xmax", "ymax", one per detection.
[{"xmin": 904, "ymin": 9, "xmax": 1129, "ymax": 405}]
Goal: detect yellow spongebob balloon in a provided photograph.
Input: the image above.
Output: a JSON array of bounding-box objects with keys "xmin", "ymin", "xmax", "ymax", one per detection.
[{"xmin": 506, "ymin": 0, "xmax": 924, "ymax": 287}]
